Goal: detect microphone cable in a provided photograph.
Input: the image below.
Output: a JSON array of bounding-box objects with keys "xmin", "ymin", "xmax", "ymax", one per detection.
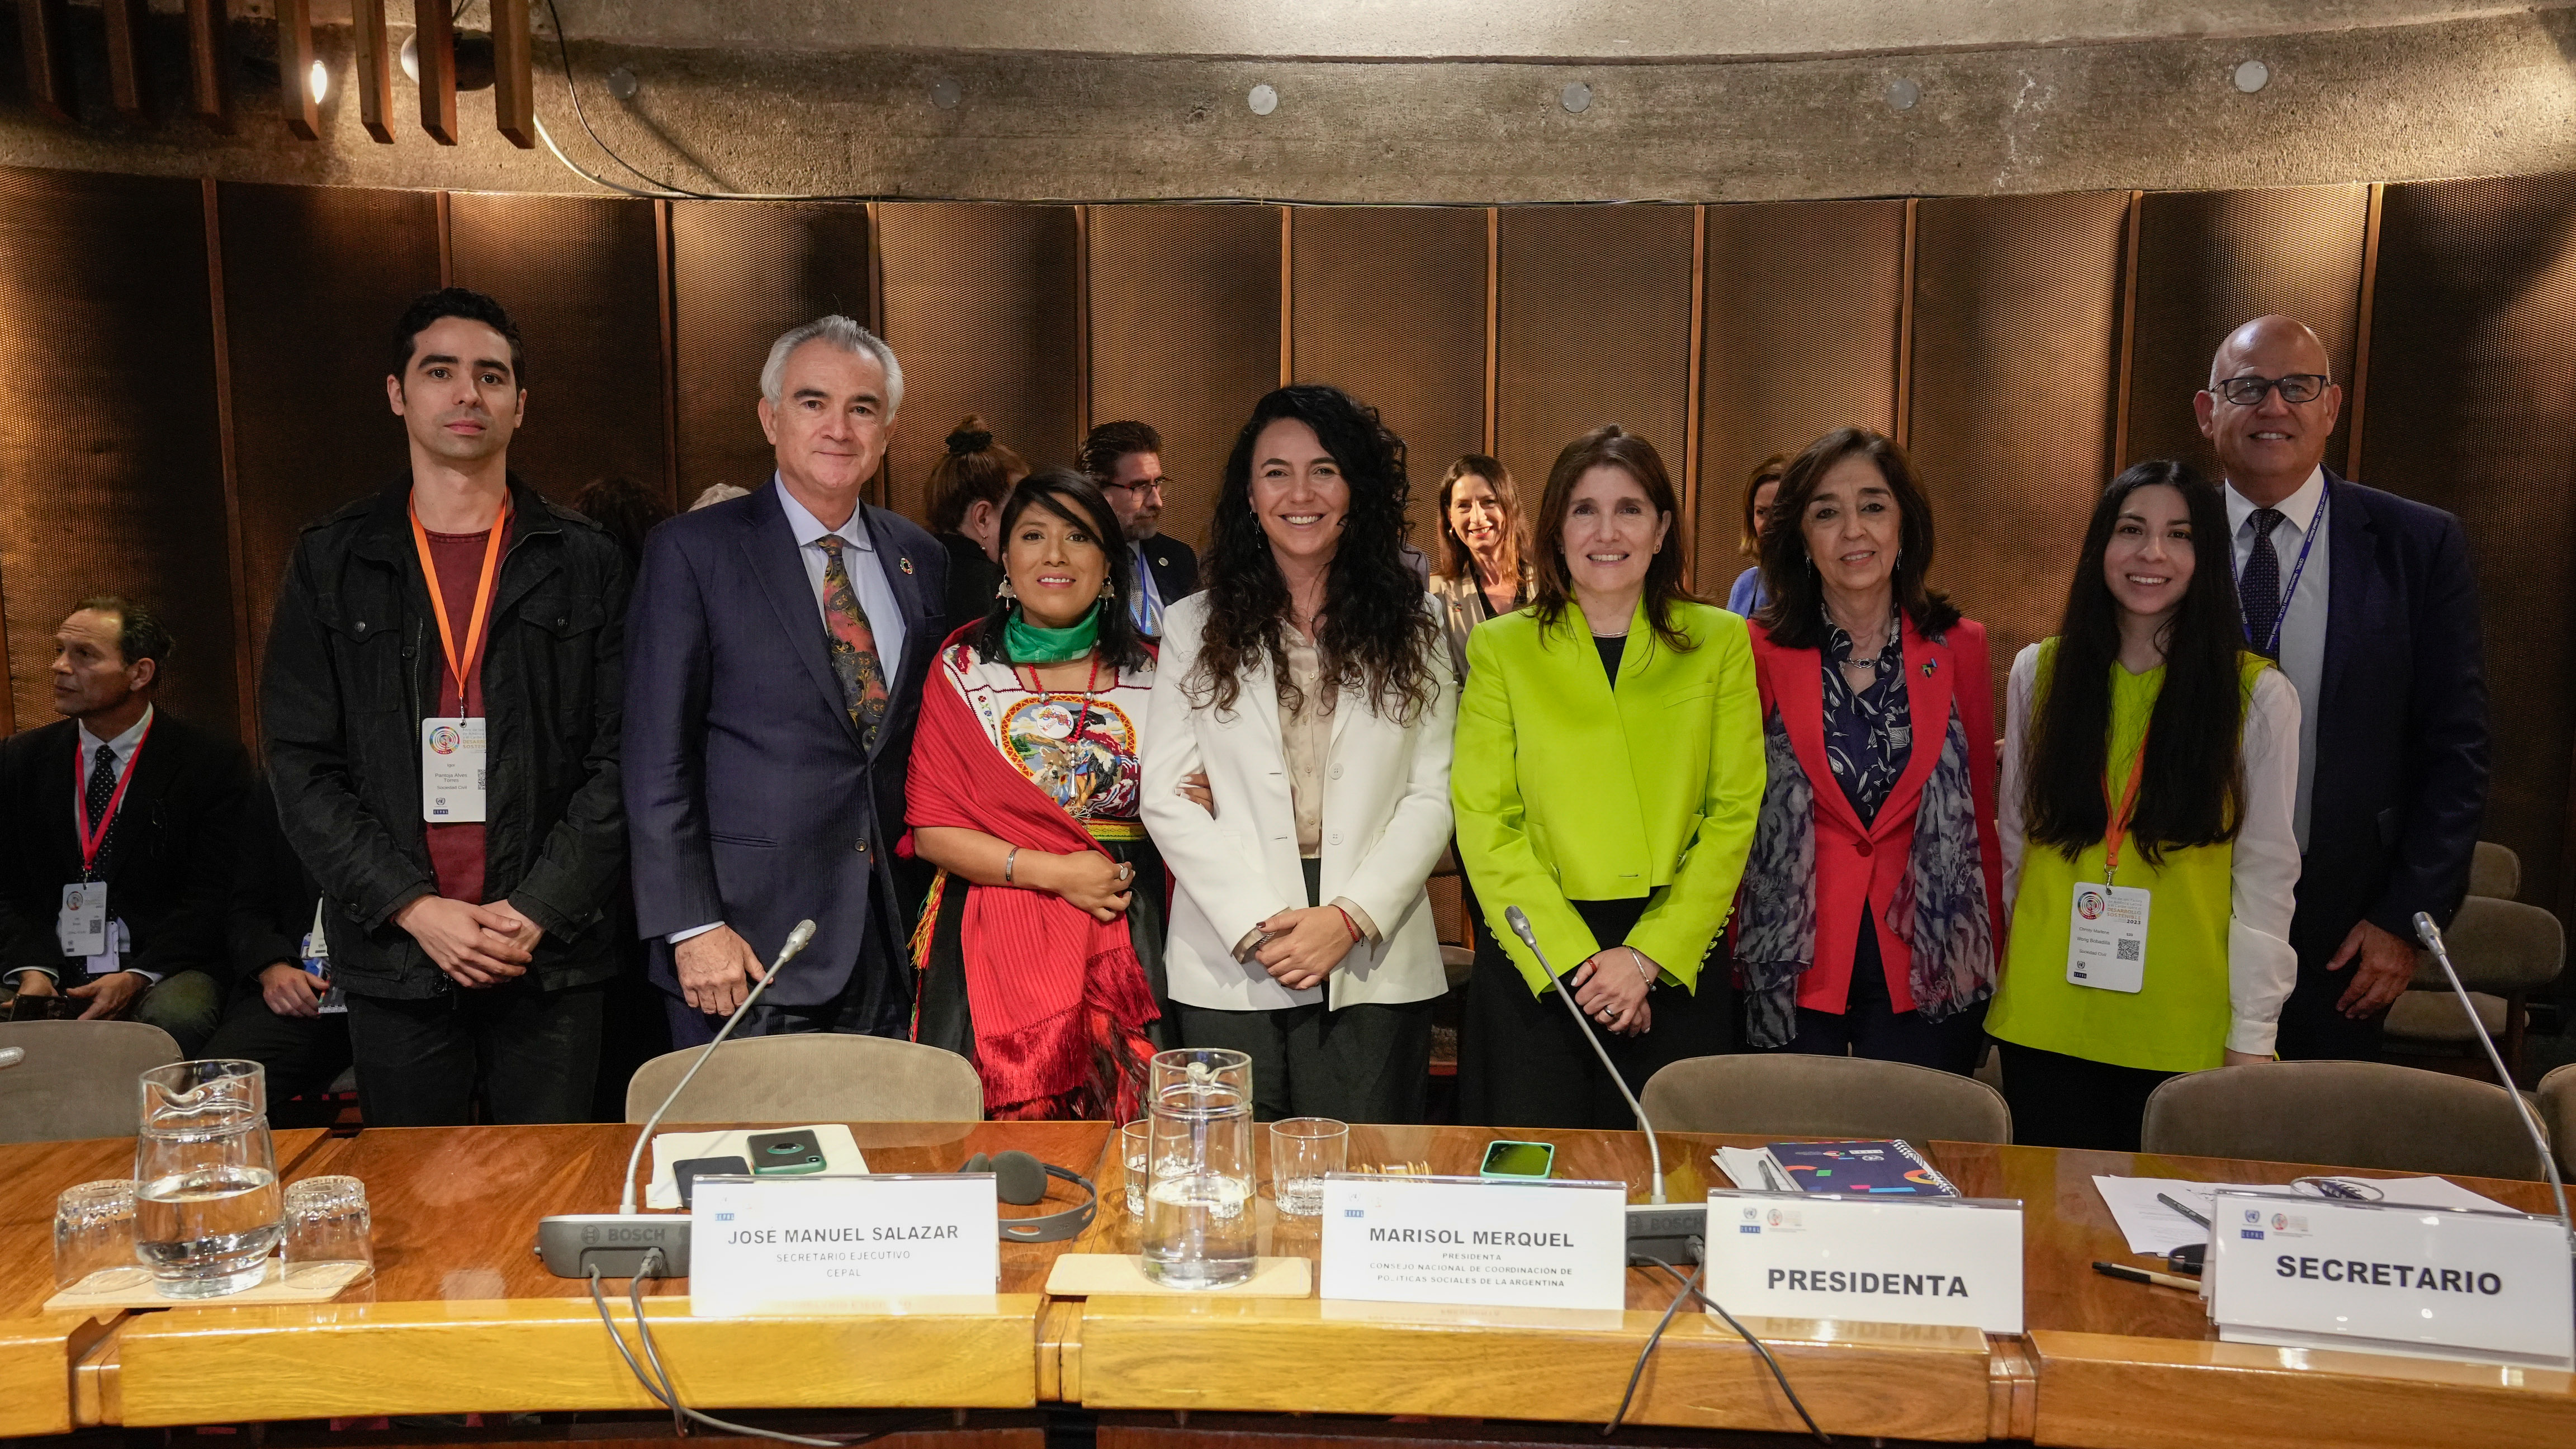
[
  {"xmin": 1626, "ymin": 1248, "xmax": 1830, "ymax": 1444},
  {"xmin": 586, "ymin": 1253, "xmax": 854, "ymax": 1447}
]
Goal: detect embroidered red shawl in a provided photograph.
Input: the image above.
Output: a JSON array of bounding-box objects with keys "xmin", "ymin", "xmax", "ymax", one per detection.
[{"xmin": 903, "ymin": 629, "xmax": 1160, "ymax": 1120}]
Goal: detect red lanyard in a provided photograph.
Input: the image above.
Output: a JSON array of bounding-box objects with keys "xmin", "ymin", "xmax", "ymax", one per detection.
[
  {"xmin": 409, "ymin": 498, "xmax": 512, "ymax": 708},
  {"xmin": 74, "ymin": 712, "xmax": 154, "ymax": 876},
  {"xmin": 2101, "ymin": 728, "xmax": 2149, "ymax": 887}
]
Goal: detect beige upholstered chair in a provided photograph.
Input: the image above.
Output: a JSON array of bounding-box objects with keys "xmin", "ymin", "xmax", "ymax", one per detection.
[
  {"xmin": 1641, "ymin": 1054, "xmax": 2013, "ymax": 1145},
  {"xmin": 624, "ymin": 1035, "xmax": 985, "ymax": 1124},
  {"xmin": 2140, "ymin": 1060, "xmax": 2551, "ymax": 1180},
  {"xmin": 2539, "ymin": 1063, "xmax": 2576, "ymax": 1180},
  {"xmin": 0, "ymin": 1020, "xmax": 182, "ymax": 1144},
  {"xmin": 2383, "ymin": 896, "xmax": 2564, "ymax": 1081},
  {"xmin": 2468, "ymin": 840, "xmax": 2521, "ymax": 900}
]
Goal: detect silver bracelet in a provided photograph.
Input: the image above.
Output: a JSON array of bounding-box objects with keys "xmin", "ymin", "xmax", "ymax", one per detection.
[
  {"xmin": 1004, "ymin": 847, "xmax": 1019, "ymax": 884},
  {"xmin": 1629, "ymin": 946, "xmax": 1654, "ymax": 983}
]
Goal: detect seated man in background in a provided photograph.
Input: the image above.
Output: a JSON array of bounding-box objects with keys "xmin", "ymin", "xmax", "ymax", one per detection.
[
  {"xmin": 200, "ymin": 775, "xmax": 353, "ymax": 1099},
  {"xmin": 0, "ymin": 597, "xmax": 244, "ymax": 1055}
]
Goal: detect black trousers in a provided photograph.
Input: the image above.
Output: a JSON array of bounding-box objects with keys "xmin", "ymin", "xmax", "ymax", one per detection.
[
  {"xmin": 1772, "ymin": 911, "xmax": 1988, "ymax": 1073},
  {"xmin": 1997, "ymin": 1040, "xmax": 2177, "ymax": 1152},
  {"xmin": 201, "ymin": 992, "xmax": 354, "ymax": 1100},
  {"xmin": 2273, "ymin": 954, "xmax": 2387, "ymax": 1062},
  {"xmin": 344, "ymin": 979, "xmax": 605, "ymax": 1127},
  {"xmin": 1457, "ymin": 898, "xmax": 1736, "ymax": 1130}
]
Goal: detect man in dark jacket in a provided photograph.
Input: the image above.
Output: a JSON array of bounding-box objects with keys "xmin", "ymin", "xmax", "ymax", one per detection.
[
  {"xmin": 199, "ymin": 774, "xmax": 353, "ymax": 1099},
  {"xmin": 262, "ymin": 288, "xmax": 629, "ymax": 1125},
  {"xmin": 1080, "ymin": 420, "xmax": 1196, "ymax": 639},
  {"xmin": 1, "ymin": 597, "xmax": 245, "ymax": 1055}
]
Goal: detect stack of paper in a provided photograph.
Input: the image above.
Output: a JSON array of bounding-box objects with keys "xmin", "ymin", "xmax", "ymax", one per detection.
[{"xmin": 2091, "ymin": 1174, "xmax": 2517, "ymax": 1255}]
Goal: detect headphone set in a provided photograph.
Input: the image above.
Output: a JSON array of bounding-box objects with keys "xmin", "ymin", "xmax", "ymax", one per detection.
[{"xmin": 959, "ymin": 1149, "xmax": 1097, "ymax": 1243}]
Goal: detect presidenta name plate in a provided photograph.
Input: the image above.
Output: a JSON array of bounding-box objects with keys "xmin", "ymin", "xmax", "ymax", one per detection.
[
  {"xmin": 2208, "ymin": 1188, "xmax": 2575, "ymax": 1370},
  {"xmin": 1320, "ymin": 1173, "xmax": 1627, "ymax": 1312},
  {"xmin": 690, "ymin": 1173, "xmax": 998, "ymax": 1317},
  {"xmin": 1703, "ymin": 1190, "xmax": 2025, "ymax": 1334}
]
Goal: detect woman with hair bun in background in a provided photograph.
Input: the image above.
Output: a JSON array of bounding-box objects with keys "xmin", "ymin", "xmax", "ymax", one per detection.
[{"xmin": 927, "ymin": 414, "xmax": 1031, "ymax": 633}]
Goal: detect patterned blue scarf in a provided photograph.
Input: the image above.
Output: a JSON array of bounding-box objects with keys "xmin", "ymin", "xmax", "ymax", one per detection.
[{"xmin": 1736, "ymin": 701, "xmax": 1996, "ymax": 1049}]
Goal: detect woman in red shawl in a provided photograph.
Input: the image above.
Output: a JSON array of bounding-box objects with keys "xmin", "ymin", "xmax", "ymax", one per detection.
[{"xmin": 905, "ymin": 469, "xmax": 1166, "ymax": 1120}]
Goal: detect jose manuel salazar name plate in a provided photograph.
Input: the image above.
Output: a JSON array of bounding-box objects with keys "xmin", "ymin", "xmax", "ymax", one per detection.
[{"xmin": 690, "ymin": 1173, "xmax": 1000, "ymax": 1316}]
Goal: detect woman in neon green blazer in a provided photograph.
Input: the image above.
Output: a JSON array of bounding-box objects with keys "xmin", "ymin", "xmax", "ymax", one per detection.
[{"xmin": 1452, "ymin": 426, "xmax": 1765, "ymax": 1128}]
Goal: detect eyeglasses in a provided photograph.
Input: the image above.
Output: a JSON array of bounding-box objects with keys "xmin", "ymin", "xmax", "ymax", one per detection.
[
  {"xmin": 2209, "ymin": 373, "xmax": 2329, "ymax": 406},
  {"xmin": 1100, "ymin": 477, "xmax": 1167, "ymax": 496}
]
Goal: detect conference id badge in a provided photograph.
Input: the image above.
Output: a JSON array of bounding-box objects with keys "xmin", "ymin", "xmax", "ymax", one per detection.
[
  {"xmin": 86, "ymin": 919, "xmax": 127, "ymax": 976},
  {"xmin": 301, "ymin": 899, "xmax": 346, "ymax": 1015},
  {"xmin": 420, "ymin": 717, "xmax": 487, "ymax": 823},
  {"xmin": 55, "ymin": 882, "xmax": 106, "ymax": 958},
  {"xmin": 2067, "ymin": 882, "xmax": 2149, "ymax": 993}
]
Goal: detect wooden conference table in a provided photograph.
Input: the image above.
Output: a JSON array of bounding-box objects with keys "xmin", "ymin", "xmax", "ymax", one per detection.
[{"xmin": 1, "ymin": 1119, "xmax": 2566, "ymax": 1447}]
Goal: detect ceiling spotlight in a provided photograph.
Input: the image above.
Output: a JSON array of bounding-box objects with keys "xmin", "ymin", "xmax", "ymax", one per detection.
[
  {"xmin": 1247, "ymin": 83, "xmax": 1278, "ymax": 116},
  {"xmin": 2233, "ymin": 59, "xmax": 2270, "ymax": 93},
  {"xmin": 607, "ymin": 67, "xmax": 640, "ymax": 101},
  {"xmin": 1886, "ymin": 78, "xmax": 1920, "ymax": 111},
  {"xmin": 400, "ymin": 32, "xmax": 497, "ymax": 91},
  {"xmin": 929, "ymin": 78, "xmax": 962, "ymax": 110},
  {"xmin": 401, "ymin": 32, "xmax": 417, "ymax": 83},
  {"xmin": 309, "ymin": 58, "xmax": 329, "ymax": 104},
  {"xmin": 1560, "ymin": 82, "xmax": 1593, "ymax": 114}
]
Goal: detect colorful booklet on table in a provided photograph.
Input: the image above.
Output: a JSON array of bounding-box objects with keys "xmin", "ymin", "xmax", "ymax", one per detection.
[{"xmin": 1711, "ymin": 1139, "xmax": 1959, "ymax": 1197}]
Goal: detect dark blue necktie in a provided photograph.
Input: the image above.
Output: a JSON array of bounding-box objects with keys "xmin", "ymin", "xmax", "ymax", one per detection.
[
  {"xmin": 2238, "ymin": 508, "xmax": 2286, "ymax": 660},
  {"xmin": 83, "ymin": 744, "xmax": 119, "ymax": 879}
]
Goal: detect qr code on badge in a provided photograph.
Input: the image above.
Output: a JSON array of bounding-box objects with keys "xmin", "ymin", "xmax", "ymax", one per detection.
[{"xmin": 2115, "ymin": 938, "xmax": 2143, "ymax": 962}]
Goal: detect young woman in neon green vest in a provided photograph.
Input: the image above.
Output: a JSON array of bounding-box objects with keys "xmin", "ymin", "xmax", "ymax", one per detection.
[{"xmin": 1987, "ymin": 460, "xmax": 2302, "ymax": 1150}]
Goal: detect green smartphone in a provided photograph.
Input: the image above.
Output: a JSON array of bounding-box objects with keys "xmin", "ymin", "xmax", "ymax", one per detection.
[
  {"xmin": 745, "ymin": 1128, "xmax": 828, "ymax": 1176},
  {"xmin": 1478, "ymin": 1139, "xmax": 1556, "ymax": 1180}
]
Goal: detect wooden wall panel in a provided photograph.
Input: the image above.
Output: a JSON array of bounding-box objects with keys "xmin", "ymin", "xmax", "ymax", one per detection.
[
  {"xmin": 1694, "ymin": 198, "xmax": 1908, "ymax": 602},
  {"xmin": 1904, "ymin": 191, "xmax": 2132, "ymax": 713},
  {"xmin": 667, "ymin": 201, "xmax": 875, "ymax": 506},
  {"xmin": 1289, "ymin": 206, "xmax": 1488, "ymax": 565},
  {"xmin": 1086, "ymin": 205, "xmax": 1281, "ymax": 557},
  {"xmin": 0, "ymin": 168, "xmax": 235, "ymax": 740},
  {"xmin": 2122, "ymin": 185, "xmax": 2370, "ymax": 476},
  {"xmin": 447, "ymin": 193, "xmax": 669, "ymax": 510},
  {"xmin": 875, "ymin": 204, "xmax": 1083, "ymax": 524},
  {"xmin": 2357, "ymin": 175, "xmax": 2576, "ymax": 924},
  {"xmin": 219, "ymin": 183, "xmax": 442, "ymax": 705},
  {"xmin": 1494, "ymin": 206, "xmax": 1697, "ymax": 546}
]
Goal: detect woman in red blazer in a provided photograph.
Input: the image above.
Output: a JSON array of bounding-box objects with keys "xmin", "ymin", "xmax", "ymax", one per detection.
[{"xmin": 1734, "ymin": 429, "xmax": 2005, "ymax": 1071}]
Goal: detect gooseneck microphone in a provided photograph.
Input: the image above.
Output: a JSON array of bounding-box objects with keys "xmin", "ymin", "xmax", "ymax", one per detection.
[
  {"xmin": 534, "ymin": 920, "xmax": 817, "ymax": 1277},
  {"xmin": 1508, "ymin": 906, "xmax": 1668, "ymax": 1206},
  {"xmin": 2413, "ymin": 912, "xmax": 2570, "ymax": 1234}
]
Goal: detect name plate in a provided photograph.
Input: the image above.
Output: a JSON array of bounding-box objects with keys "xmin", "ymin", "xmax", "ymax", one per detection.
[
  {"xmin": 2209, "ymin": 1189, "xmax": 2575, "ymax": 1370},
  {"xmin": 1702, "ymin": 1191, "xmax": 2025, "ymax": 1334},
  {"xmin": 690, "ymin": 1174, "xmax": 998, "ymax": 1317},
  {"xmin": 1320, "ymin": 1173, "xmax": 1627, "ymax": 1312}
]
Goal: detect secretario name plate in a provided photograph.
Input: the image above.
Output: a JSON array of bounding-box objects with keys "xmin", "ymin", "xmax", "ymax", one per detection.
[
  {"xmin": 690, "ymin": 1174, "xmax": 997, "ymax": 1316},
  {"xmin": 1320, "ymin": 1173, "xmax": 1627, "ymax": 1312},
  {"xmin": 1703, "ymin": 1191, "xmax": 2026, "ymax": 1333},
  {"xmin": 2209, "ymin": 1189, "xmax": 2575, "ymax": 1369}
]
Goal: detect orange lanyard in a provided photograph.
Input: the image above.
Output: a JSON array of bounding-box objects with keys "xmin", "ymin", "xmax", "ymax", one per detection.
[
  {"xmin": 74, "ymin": 713, "xmax": 154, "ymax": 877},
  {"xmin": 408, "ymin": 498, "xmax": 512, "ymax": 708},
  {"xmin": 2101, "ymin": 728, "xmax": 2149, "ymax": 888}
]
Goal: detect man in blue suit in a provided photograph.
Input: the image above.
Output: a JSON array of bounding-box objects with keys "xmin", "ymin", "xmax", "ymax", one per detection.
[
  {"xmin": 625, "ymin": 316, "xmax": 947, "ymax": 1043},
  {"xmin": 2195, "ymin": 315, "xmax": 2490, "ymax": 1061}
]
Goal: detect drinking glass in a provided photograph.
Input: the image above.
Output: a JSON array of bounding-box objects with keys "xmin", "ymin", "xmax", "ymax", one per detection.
[
  {"xmin": 1120, "ymin": 1119, "xmax": 1153, "ymax": 1217},
  {"xmin": 282, "ymin": 1175, "xmax": 373, "ymax": 1286},
  {"xmin": 1140, "ymin": 1048, "xmax": 1256, "ymax": 1288},
  {"xmin": 1270, "ymin": 1118, "xmax": 1348, "ymax": 1217},
  {"xmin": 54, "ymin": 1180, "xmax": 147, "ymax": 1291},
  {"xmin": 134, "ymin": 1060, "xmax": 282, "ymax": 1299}
]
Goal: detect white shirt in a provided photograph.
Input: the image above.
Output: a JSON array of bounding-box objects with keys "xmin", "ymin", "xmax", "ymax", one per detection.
[
  {"xmin": 1999, "ymin": 647, "xmax": 2303, "ymax": 1057},
  {"xmin": 669, "ymin": 481, "xmax": 911, "ymax": 948},
  {"xmin": 774, "ymin": 475, "xmax": 908, "ymax": 679},
  {"xmin": 2223, "ymin": 467, "xmax": 2329, "ymax": 852}
]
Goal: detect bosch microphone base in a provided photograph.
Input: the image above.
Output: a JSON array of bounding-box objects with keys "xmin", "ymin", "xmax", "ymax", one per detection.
[{"xmin": 534, "ymin": 1213, "xmax": 691, "ymax": 1278}]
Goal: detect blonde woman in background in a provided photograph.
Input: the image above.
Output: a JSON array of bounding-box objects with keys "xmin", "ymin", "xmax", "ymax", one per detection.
[{"xmin": 1427, "ymin": 454, "xmax": 1532, "ymax": 681}]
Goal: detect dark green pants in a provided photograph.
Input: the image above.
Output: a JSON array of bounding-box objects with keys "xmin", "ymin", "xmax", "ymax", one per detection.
[{"xmin": 1171, "ymin": 997, "xmax": 1434, "ymax": 1125}]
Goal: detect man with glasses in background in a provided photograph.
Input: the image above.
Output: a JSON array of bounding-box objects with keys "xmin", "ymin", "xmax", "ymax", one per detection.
[
  {"xmin": 2194, "ymin": 314, "xmax": 2489, "ymax": 1061},
  {"xmin": 1081, "ymin": 420, "xmax": 1196, "ymax": 639}
]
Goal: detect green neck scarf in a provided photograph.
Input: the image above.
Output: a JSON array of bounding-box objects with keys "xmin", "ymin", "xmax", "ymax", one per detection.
[{"xmin": 1006, "ymin": 604, "xmax": 1102, "ymax": 665}]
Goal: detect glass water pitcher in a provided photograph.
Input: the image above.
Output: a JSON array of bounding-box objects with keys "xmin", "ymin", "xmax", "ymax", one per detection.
[
  {"xmin": 134, "ymin": 1059, "xmax": 283, "ymax": 1299},
  {"xmin": 1140, "ymin": 1047, "xmax": 1257, "ymax": 1288}
]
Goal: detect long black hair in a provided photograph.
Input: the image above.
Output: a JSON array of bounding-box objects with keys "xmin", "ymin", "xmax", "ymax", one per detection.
[
  {"xmin": 1756, "ymin": 427, "xmax": 1959, "ymax": 648},
  {"xmin": 1186, "ymin": 384, "xmax": 1441, "ymax": 723},
  {"xmin": 2023, "ymin": 460, "xmax": 2251, "ymax": 867},
  {"xmin": 970, "ymin": 468, "xmax": 1152, "ymax": 674}
]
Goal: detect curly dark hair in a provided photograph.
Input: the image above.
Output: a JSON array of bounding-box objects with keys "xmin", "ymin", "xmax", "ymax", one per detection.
[
  {"xmin": 1185, "ymin": 385, "xmax": 1440, "ymax": 723},
  {"xmin": 969, "ymin": 468, "xmax": 1152, "ymax": 674},
  {"xmin": 1078, "ymin": 420, "xmax": 1163, "ymax": 482}
]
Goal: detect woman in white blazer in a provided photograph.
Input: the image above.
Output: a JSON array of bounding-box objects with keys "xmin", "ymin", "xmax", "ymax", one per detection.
[{"xmin": 1140, "ymin": 385, "xmax": 1456, "ymax": 1123}]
